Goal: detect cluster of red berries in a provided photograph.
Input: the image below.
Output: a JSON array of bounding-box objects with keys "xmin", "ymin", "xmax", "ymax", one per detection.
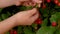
[
  {"xmin": 35, "ymin": 18, "xmax": 42, "ymax": 24},
  {"xmin": 52, "ymin": 22, "xmax": 57, "ymax": 27},
  {"xmin": 35, "ymin": 19, "xmax": 57, "ymax": 27},
  {"xmin": 10, "ymin": 30, "xmax": 17, "ymax": 34},
  {"xmin": 35, "ymin": 0, "xmax": 58, "ymax": 27},
  {"xmin": 42, "ymin": 0, "xmax": 60, "ymax": 9},
  {"xmin": 54, "ymin": 0, "xmax": 60, "ymax": 6},
  {"xmin": 46, "ymin": 0, "xmax": 60, "ymax": 6}
]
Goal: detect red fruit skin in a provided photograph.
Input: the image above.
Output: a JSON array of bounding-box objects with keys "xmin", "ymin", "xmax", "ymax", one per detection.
[
  {"xmin": 52, "ymin": 22, "xmax": 57, "ymax": 27},
  {"xmin": 54, "ymin": 0, "xmax": 59, "ymax": 4},
  {"xmin": 35, "ymin": 18, "xmax": 42, "ymax": 24},
  {"xmin": 42, "ymin": 4, "xmax": 46, "ymax": 9},
  {"xmin": 10, "ymin": 30, "xmax": 14, "ymax": 34},
  {"xmin": 46, "ymin": 0, "xmax": 51, "ymax": 3},
  {"xmin": 13, "ymin": 30, "xmax": 17, "ymax": 34},
  {"xmin": 58, "ymin": 2, "xmax": 60, "ymax": 6}
]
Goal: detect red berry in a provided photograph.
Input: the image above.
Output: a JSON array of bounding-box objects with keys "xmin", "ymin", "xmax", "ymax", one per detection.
[
  {"xmin": 35, "ymin": 18, "xmax": 42, "ymax": 24},
  {"xmin": 39, "ymin": 14, "xmax": 41, "ymax": 16},
  {"xmin": 52, "ymin": 22, "xmax": 57, "ymax": 27},
  {"xmin": 10, "ymin": 30, "xmax": 14, "ymax": 34},
  {"xmin": 13, "ymin": 30, "xmax": 17, "ymax": 34},
  {"xmin": 46, "ymin": 0, "xmax": 51, "ymax": 3},
  {"xmin": 57, "ymin": 2, "xmax": 60, "ymax": 6},
  {"xmin": 54, "ymin": 0, "xmax": 59, "ymax": 4},
  {"xmin": 42, "ymin": 4, "xmax": 46, "ymax": 9}
]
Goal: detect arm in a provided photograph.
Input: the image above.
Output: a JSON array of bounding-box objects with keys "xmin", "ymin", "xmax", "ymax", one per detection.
[
  {"xmin": 0, "ymin": 17, "xmax": 16, "ymax": 34},
  {"xmin": 0, "ymin": 8, "xmax": 39, "ymax": 34},
  {"xmin": 0, "ymin": 0, "xmax": 42, "ymax": 33}
]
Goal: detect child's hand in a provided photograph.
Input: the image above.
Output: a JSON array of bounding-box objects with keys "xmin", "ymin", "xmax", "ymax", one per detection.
[
  {"xmin": 0, "ymin": 0, "xmax": 42, "ymax": 8},
  {"xmin": 16, "ymin": 0, "xmax": 42, "ymax": 7},
  {"xmin": 11, "ymin": 8, "xmax": 39, "ymax": 26},
  {"xmin": 0, "ymin": 0, "xmax": 28, "ymax": 8},
  {"xmin": 32, "ymin": 0, "xmax": 42, "ymax": 7}
]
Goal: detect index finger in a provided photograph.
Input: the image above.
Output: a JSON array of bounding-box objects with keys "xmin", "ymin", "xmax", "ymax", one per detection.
[
  {"xmin": 32, "ymin": 0, "xmax": 42, "ymax": 3},
  {"xmin": 26, "ymin": 8, "xmax": 38, "ymax": 16}
]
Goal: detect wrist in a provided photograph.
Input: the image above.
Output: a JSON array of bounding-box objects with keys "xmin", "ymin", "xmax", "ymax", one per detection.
[
  {"xmin": 1, "ymin": 16, "xmax": 18, "ymax": 27},
  {"xmin": 0, "ymin": 16, "xmax": 17, "ymax": 33},
  {"xmin": 9, "ymin": 16, "xmax": 17, "ymax": 27}
]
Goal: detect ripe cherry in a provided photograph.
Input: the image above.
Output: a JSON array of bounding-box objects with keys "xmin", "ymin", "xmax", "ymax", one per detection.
[
  {"xmin": 35, "ymin": 18, "xmax": 42, "ymax": 24},
  {"xmin": 57, "ymin": 2, "xmax": 60, "ymax": 6},
  {"xmin": 52, "ymin": 22, "xmax": 57, "ymax": 27},
  {"xmin": 54, "ymin": 0, "xmax": 59, "ymax": 4},
  {"xmin": 10, "ymin": 30, "xmax": 14, "ymax": 34},
  {"xmin": 13, "ymin": 30, "xmax": 17, "ymax": 34},
  {"xmin": 42, "ymin": 4, "xmax": 46, "ymax": 9},
  {"xmin": 46, "ymin": 0, "xmax": 51, "ymax": 3}
]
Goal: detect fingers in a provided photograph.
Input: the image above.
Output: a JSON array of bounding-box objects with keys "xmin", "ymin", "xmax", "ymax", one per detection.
[
  {"xmin": 15, "ymin": 0, "xmax": 42, "ymax": 7},
  {"xmin": 22, "ymin": 1, "xmax": 30, "ymax": 6},
  {"xmin": 37, "ymin": 0, "xmax": 42, "ymax": 3},
  {"xmin": 32, "ymin": 0, "xmax": 42, "ymax": 4},
  {"xmin": 32, "ymin": 0, "xmax": 42, "ymax": 7},
  {"xmin": 37, "ymin": 3, "xmax": 41, "ymax": 7},
  {"xmin": 30, "ymin": 12, "xmax": 39, "ymax": 23},
  {"xmin": 26, "ymin": 8, "xmax": 38, "ymax": 17},
  {"xmin": 15, "ymin": 1, "xmax": 21, "ymax": 6}
]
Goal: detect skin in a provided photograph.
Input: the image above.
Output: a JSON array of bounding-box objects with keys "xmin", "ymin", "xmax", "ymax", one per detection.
[{"xmin": 0, "ymin": 0, "xmax": 42, "ymax": 34}]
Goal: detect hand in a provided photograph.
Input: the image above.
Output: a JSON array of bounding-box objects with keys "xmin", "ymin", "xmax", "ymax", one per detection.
[
  {"xmin": 11, "ymin": 8, "xmax": 39, "ymax": 26},
  {"xmin": 0, "ymin": 0, "xmax": 28, "ymax": 8},
  {"xmin": 32, "ymin": 0, "xmax": 42, "ymax": 7},
  {"xmin": 16, "ymin": 0, "xmax": 42, "ymax": 7},
  {"xmin": 0, "ymin": 0, "xmax": 42, "ymax": 8}
]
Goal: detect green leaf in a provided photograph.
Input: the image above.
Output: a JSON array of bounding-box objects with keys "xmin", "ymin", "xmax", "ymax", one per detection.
[
  {"xmin": 36, "ymin": 26, "xmax": 49, "ymax": 34},
  {"xmin": 40, "ymin": 8, "xmax": 49, "ymax": 17},
  {"xmin": 0, "ymin": 8, "xmax": 3, "ymax": 13},
  {"xmin": 19, "ymin": 6, "xmax": 27, "ymax": 11},
  {"xmin": 6, "ymin": 32, "xmax": 10, "ymax": 34},
  {"xmin": 55, "ymin": 12, "xmax": 60, "ymax": 19},
  {"xmin": 50, "ymin": 15, "xmax": 57, "ymax": 23},
  {"xmin": 17, "ymin": 26, "xmax": 23, "ymax": 34},
  {"xmin": 55, "ymin": 5, "xmax": 60, "ymax": 8},
  {"xmin": 47, "ymin": 26, "xmax": 57, "ymax": 34},
  {"xmin": 41, "ymin": 19, "xmax": 48, "ymax": 27},
  {"xmin": 26, "ymin": 6, "xmax": 33, "ymax": 10},
  {"xmin": 0, "ymin": 17, "xmax": 2, "ymax": 21},
  {"xmin": 36, "ymin": 26, "xmax": 57, "ymax": 34},
  {"xmin": 24, "ymin": 27, "xmax": 35, "ymax": 34},
  {"xmin": 1, "ymin": 14, "xmax": 9, "ymax": 20},
  {"xmin": 7, "ymin": 12, "xmax": 11, "ymax": 16},
  {"xmin": 19, "ymin": 6, "xmax": 33, "ymax": 11},
  {"xmin": 50, "ymin": 12, "xmax": 60, "ymax": 23},
  {"xmin": 55, "ymin": 29, "xmax": 60, "ymax": 34},
  {"xmin": 32, "ymin": 23, "xmax": 37, "ymax": 28}
]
